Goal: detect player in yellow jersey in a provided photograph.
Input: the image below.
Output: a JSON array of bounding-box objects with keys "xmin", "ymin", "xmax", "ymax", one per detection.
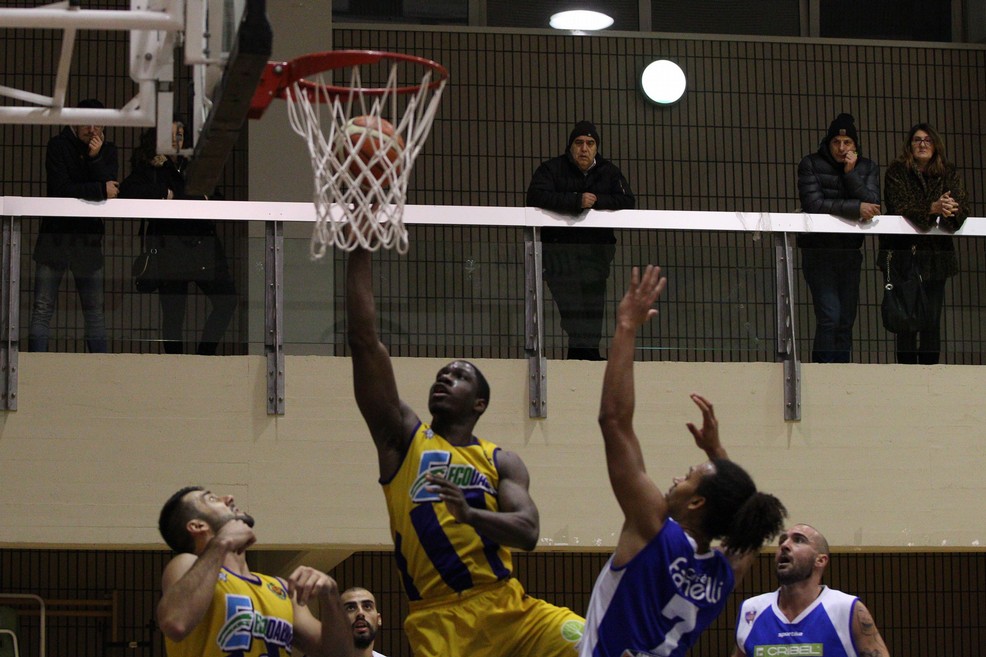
[
  {"xmin": 156, "ymin": 486, "xmax": 353, "ymax": 657},
  {"xmin": 346, "ymin": 248, "xmax": 585, "ymax": 657}
]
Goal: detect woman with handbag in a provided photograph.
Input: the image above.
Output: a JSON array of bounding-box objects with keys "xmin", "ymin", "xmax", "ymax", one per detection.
[
  {"xmin": 120, "ymin": 122, "xmax": 237, "ymax": 355},
  {"xmin": 880, "ymin": 123, "xmax": 969, "ymax": 364}
]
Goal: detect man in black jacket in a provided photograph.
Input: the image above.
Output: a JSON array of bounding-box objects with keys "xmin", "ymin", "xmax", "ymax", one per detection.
[
  {"xmin": 29, "ymin": 98, "xmax": 119, "ymax": 353},
  {"xmin": 797, "ymin": 113, "xmax": 881, "ymax": 363},
  {"xmin": 527, "ymin": 121, "xmax": 635, "ymax": 360}
]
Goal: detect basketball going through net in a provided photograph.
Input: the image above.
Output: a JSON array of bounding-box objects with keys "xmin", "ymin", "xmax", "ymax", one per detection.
[{"xmin": 249, "ymin": 50, "xmax": 448, "ymax": 256}]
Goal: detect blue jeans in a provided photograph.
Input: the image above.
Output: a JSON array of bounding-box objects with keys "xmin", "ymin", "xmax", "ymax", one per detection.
[
  {"xmin": 801, "ymin": 248, "xmax": 862, "ymax": 363},
  {"xmin": 28, "ymin": 263, "xmax": 108, "ymax": 353}
]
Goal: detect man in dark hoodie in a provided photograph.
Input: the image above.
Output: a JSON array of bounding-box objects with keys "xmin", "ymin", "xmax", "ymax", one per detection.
[
  {"xmin": 30, "ymin": 98, "xmax": 118, "ymax": 353},
  {"xmin": 527, "ymin": 121, "xmax": 635, "ymax": 361},
  {"xmin": 797, "ymin": 113, "xmax": 881, "ymax": 363}
]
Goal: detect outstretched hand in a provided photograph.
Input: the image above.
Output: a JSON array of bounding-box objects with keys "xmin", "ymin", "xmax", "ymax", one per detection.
[
  {"xmin": 686, "ymin": 393, "xmax": 728, "ymax": 460},
  {"xmin": 286, "ymin": 566, "xmax": 339, "ymax": 607},
  {"xmin": 616, "ymin": 265, "xmax": 667, "ymax": 330}
]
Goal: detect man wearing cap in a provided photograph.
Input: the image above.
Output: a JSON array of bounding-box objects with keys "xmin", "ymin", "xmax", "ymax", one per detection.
[
  {"xmin": 527, "ymin": 120, "xmax": 635, "ymax": 360},
  {"xmin": 797, "ymin": 113, "xmax": 881, "ymax": 363}
]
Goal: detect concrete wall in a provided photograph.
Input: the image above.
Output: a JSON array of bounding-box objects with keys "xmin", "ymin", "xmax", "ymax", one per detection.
[{"xmin": 2, "ymin": 354, "xmax": 983, "ymax": 550}]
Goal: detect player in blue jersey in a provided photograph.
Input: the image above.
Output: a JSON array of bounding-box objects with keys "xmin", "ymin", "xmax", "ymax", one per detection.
[
  {"xmin": 345, "ymin": 248, "xmax": 584, "ymax": 657},
  {"xmin": 580, "ymin": 265, "xmax": 788, "ymax": 657},
  {"xmin": 733, "ymin": 523, "xmax": 890, "ymax": 657}
]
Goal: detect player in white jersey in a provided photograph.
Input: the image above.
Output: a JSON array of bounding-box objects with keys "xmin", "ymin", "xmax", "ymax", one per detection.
[
  {"xmin": 341, "ymin": 587, "xmax": 388, "ymax": 657},
  {"xmin": 733, "ymin": 523, "xmax": 890, "ymax": 657},
  {"xmin": 580, "ymin": 266, "xmax": 788, "ymax": 657}
]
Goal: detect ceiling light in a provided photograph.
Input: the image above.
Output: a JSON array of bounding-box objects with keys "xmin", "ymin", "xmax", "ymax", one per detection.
[
  {"xmin": 549, "ymin": 10, "xmax": 614, "ymax": 31},
  {"xmin": 640, "ymin": 59, "xmax": 687, "ymax": 105}
]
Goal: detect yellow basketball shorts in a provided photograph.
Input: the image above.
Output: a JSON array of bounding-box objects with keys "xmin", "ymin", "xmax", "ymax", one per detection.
[{"xmin": 404, "ymin": 578, "xmax": 585, "ymax": 657}]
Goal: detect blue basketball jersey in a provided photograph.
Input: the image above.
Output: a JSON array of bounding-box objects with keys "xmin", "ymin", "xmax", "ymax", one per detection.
[
  {"xmin": 579, "ymin": 519, "xmax": 734, "ymax": 657},
  {"xmin": 735, "ymin": 586, "xmax": 858, "ymax": 657}
]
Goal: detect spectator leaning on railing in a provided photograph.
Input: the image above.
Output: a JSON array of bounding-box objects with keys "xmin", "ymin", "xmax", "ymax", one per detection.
[{"xmin": 797, "ymin": 113, "xmax": 881, "ymax": 364}]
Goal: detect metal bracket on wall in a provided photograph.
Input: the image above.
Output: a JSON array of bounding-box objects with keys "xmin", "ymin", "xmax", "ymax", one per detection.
[
  {"xmin": 265, "ymin": 220, "xmax": 285, "ymax": 415},
  {"xmin": 524, "ymin": 227, "xmax": 547, "ymax": 418},
  {"xmin": 0, "ymin": 215, "xmax": 19, "ymax": 411},
  {"xmin": 774, "ymin": 232, "xmax": 801, "ymax": 421}
]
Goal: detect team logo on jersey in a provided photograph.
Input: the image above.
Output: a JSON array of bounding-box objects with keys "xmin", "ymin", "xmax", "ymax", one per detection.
[
  {"xmin": 754, "ymin": 645, "xmax": 823, "ymax": 656},
  {"xmin": 560, "ymin": 619, "xmax": 584, "ymax": 642},
  {"xmin": 267, "ymin": 581, "xmax": 287, "ymax": 599},
  {"xmin": 745, "ymin": 610, "xmax": 757, "ymax": 624},
  {"xmin": 668, "ymin": 556, "xmax": 725, "ymax": 604},
  {"xmin": 217, "ymin": 594, "xmax": 292, "ymax": 653},
  {"xmin": 409, "ymin": 450, "xmax": 495, "ymax": 502}
]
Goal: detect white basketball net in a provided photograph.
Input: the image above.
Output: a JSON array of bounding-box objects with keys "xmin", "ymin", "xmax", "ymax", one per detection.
[{"xmin": 284, "ymin": 63, "xmax": 446, "ymax": 257}]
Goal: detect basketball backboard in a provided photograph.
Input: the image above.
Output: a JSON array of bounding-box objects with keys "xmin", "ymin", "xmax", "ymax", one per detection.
[{"xmin": 0, "ymin": 0, "xmax": 271, "ymax": 196}]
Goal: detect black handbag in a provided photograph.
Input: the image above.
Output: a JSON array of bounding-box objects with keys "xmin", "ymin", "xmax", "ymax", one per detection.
[
  {"xmin": 132, "ymin": 220, "xmax": 160, "ymax": 293},
  {"xmin": 881, "ymin": 250, "xmax": 931, "ymax": 334}
]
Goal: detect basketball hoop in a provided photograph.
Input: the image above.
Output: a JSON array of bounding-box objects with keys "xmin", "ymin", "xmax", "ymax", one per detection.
[{"xmin": 249, "ymin": 50, "xmax": 448, "ymax": 256}]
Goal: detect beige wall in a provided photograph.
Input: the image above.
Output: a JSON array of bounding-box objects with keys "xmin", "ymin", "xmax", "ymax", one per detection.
[{"xmin": 2, "ymin": 354, "xmax": 983, "ymax": 550}]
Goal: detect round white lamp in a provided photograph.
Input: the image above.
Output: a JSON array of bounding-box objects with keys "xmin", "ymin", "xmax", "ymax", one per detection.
[
  {"xmin": 549, "ymin": 10, "xmax": 614, "ymax": 31},
  {"xmin": 640, "ymin": 59, "xmax": 687, "ymax": 105}
]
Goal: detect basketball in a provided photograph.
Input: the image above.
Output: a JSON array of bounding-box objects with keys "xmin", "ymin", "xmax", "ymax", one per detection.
[{"xmin": 338, "ymin": 116, "xmax": 405, "ymax": 189}]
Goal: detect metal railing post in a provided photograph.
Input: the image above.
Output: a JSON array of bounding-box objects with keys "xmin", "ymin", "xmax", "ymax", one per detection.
[
  {"xmin": 775, "ymin": 232, "xmax": 801, "ymax": 421},
  {"xmin": 524, "ymin": 226, "xmax": 547, "ymax": 418},
  {"xmin": 265, "ymin": 220, "xmax": 285, "ymax": 415},
  {"xmin": 1, "ymin": 215, "xmax": 20, "ymax": 411}
]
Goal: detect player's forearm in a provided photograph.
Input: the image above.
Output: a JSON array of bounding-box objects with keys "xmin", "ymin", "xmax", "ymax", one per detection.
[
  {"xmin": 345, "ymin": 249, "xmax": 380, "ymax": 347},
  {"xmin": 316, "ymin": 600, "xmax": 356, "ymax": 657},
  {"xmin": 598, "ymin": 323, "xmax": 637, "ymax": 429},
  {"xmin": 467, "ymin": 508, "xmax": 539, "ymax": 551},
  {"xmin": 157, "ymin": 543, "xmax": 228, "ymax": 640}
]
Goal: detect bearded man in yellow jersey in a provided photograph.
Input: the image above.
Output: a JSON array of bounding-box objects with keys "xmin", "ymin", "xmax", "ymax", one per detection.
[
  {"xmin": 346, "ymin": 248, "xmax": 585, "ymax": 657},
  {"xmin": 156, "ymin": 486, "xmax": 353, "ymax": 657}
]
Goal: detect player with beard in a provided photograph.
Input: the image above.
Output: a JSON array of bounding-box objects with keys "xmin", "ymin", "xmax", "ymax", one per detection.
[
  {"xmin": 341, "ymin": 587, "xmax": 387, "ymax": 657},
  {"xmin": 733, "ymin": 523, "xmax": 890, "ymax": 657},
  {"xmin": 156, "ymin": 486, "xmax": 352, "ymax": 657}
]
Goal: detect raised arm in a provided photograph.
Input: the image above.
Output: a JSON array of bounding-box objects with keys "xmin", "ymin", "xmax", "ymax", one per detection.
[
  {"xmin": 157, "ymin": 520, "xmax": 255, "ymax": 641},
  {"xmin": 288, "ymin": 568, "xmax": 353, "ymax": 657},
  {"xmin": 346, "ymin": 248, "xmax": 419, "ymax": 477},
  {"xmin": 424, "ymin": 448, "xmax": 540, "ymax": 551},
  {"xmin": 598, "ymin": 265, "xmax": 668, "ymax": 564},
  {"xmin": 852, "ymin": 601, "xmax": 891, "ymax": 657}
]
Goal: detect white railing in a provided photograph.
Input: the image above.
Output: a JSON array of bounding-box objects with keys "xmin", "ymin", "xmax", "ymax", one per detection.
[{"xmin": 1, "ymin": 196, "xmax": 983, "ymax": 236}]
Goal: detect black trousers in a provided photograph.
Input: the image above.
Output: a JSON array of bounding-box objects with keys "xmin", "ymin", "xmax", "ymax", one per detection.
[{"xmin": 542, "ymin": 242, "xmax": 615, "ymax": 358}]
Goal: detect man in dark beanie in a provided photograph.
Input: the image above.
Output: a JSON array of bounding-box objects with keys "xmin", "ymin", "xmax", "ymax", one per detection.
[
  {"xmin": 527, "ymin": 120, "xmax": 635, "ymax": 360},
  {"xmin": 797, "ymin": 113, "xmax": 881, "ymax": 363},
  {"xmin": 30, "ymin": 98, "xmax": 118, "ymax": 353}
]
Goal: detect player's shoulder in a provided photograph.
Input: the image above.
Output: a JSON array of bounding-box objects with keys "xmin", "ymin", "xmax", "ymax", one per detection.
[
  {"xmin": 740, "ymin": 588, "xmax": 779, "ymax": 612},
  {"xmin": 161, "ymin": 551, "xmax": 199, "ymax": 587},
  {"xmin": 818, "ymin": 585, "xmax": 858, "ymax": 606}
]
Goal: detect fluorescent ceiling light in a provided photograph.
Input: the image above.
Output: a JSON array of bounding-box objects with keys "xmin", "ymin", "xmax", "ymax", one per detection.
[
  {"xmin": 640, "ymin": 59, "xmax": 687, "ymax": 105},
  {"xmin": 549, "ymin": 10, "xmax": 614, "ymax": 31}
]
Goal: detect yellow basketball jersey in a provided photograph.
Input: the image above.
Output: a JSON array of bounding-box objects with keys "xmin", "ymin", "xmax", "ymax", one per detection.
[
  {"xmin": 382, "ymin": 422, "xmax": 514, "ymax": 601},
  {"xmin": 165, "ymin": 568, "xmax": 295, "ymax": 657}
]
